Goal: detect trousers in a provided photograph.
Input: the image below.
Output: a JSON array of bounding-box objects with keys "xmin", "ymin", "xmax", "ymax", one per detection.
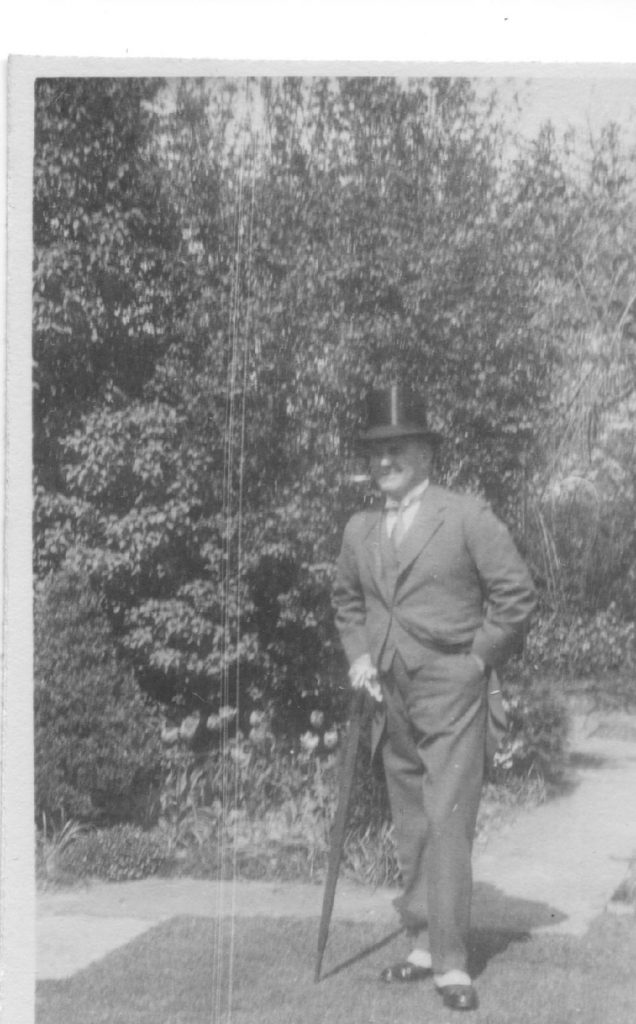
[{"xmin": 380, "ymin": 648, "xmax": 487, "ymax": 974}]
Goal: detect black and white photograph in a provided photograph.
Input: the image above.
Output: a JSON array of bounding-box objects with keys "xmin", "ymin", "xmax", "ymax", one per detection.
[{"xmin": 4, "ymin": 43, "xmax": 636, "ymax": 1024}]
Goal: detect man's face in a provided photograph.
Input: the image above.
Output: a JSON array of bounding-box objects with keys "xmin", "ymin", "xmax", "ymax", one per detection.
[{"xmin": 368, "ymin": 437, "xmax": 433, "ymax": 502}]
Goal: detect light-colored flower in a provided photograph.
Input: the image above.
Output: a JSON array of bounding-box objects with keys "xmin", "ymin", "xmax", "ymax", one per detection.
[
  {"xmin": 160, "ymin": 725, "xmax": 180, "ymax": 746},
  {"xmin": 179, "ymin": 714, "xmax": 200, "ymax": 741},
  {"xmin": 309, "ymin": 710, "xmax": 325, "ymax": 728},
  {"xmin": 300, "ymin": 731, "xmax": 320, "ymax": 754},
  {"xmin": 323, "ymin": 728, "xmax": 339, "ymax": 750},
  {"xmin": 229, "ymin": 742, "xmax": 251, "ymax": 768},
  {"xmin": 206, "ymin": 713, "xmax": 221, "ymax": 732},
  {"xmin": 219, "ymin": 705, "xmax": 237, "ymax": 721},
  {"xmin": 249, "ymin": 710, "xmax": 265, "ymax": 727},
  {"xmin": 249, "ymin": 726, "xmax": 268, "ymax": 746}
]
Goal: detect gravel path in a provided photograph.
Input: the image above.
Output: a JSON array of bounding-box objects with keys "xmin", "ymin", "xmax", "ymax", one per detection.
[{"xmin": 37, "ymin": 707, "xmax": 636, "ymax": 980}]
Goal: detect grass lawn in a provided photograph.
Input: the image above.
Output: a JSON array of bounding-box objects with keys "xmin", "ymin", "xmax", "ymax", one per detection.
[{"xmin": 37, "ymin": 912, "xmax": 636, "ymax": 1024}]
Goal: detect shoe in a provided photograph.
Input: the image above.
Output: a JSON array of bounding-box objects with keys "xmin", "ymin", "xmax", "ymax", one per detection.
[
  {"xmin": 437, "ymin": 984, "xmax": 478, "ymax": 1011},
  {"xmin": 379, "ymin": 960, "xmax": 432, "ymax": 983}
]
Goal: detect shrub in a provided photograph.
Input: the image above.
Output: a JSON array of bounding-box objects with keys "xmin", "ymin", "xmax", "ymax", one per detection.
[
  {"xmin": 36, "ymin": 819, "xmax": 93, "ymax": 886},
  {"xmin": 57, "ymin": 824, "xmax": 171, "ymax": 881},
  {"xmin": 493, "ymin": 678, "xmax": 570, "ymax": 782},
  {"xmin": 34, "ymin": 567, "xmax": 163, "ymax": 827},
  {"xmin": 154, "ymin": 679, "xmax": 566, "ymax": 885},
  {"xmin": 158, "ymin": 722, "xmax": 337, "ymax": 870},
  {"xmin": 343, "ymin": 821, "xmax": 400, "ymax": 888},
  {"xmin": 525, "ymin": 608, "xmax": 636, "ymax": 677}
]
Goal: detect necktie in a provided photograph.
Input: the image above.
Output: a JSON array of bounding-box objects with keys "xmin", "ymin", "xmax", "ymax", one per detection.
[
  {"xmin": 379, "ymin": 506, "xmax": 397, "ymax": 573},
  {"xmin": 392, "ymin": 503, "xmax": 408, "ymax": 549}
]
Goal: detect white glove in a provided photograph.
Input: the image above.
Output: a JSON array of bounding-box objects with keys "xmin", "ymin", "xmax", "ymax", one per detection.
[{"xmin": 349, "ymin": 653, "xmax": 383, "ymax": 703}]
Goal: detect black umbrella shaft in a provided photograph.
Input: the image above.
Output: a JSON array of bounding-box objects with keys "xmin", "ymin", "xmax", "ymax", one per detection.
[{"xmin": 315, "ymin": 687, "xmax": 366, "ymax": 982}]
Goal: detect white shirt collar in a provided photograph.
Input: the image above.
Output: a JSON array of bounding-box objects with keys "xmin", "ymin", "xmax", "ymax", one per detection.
[{"xmin": 385, "ymin": 478, "xmax": 430, "ymax": 511}]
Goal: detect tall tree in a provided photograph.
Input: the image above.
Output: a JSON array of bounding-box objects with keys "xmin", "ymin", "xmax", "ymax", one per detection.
[
  {"xmin": 33, "ymin": 77, "xmax": 177, "ymax": 487},
  {"xmin": 34, "ymin": 76, "xmax": 635, "ymax": 739}
]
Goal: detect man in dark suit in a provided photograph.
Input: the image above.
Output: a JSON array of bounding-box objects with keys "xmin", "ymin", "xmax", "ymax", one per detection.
[{"xmin": 333, "ymin": 385, "xmax": 536, "ymax": 1011}]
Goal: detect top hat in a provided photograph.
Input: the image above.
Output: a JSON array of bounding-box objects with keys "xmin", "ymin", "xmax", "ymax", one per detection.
[{"xmin": 359, "ymin": 384, "xmax": 443, "ymax": 446}]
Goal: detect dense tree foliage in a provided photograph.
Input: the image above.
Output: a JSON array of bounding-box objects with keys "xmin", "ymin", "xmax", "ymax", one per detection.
[
  {"xmin": 34, "ymin": 569, "xmax": 162, "ymax": 826},
  {"xmin": 33, "ymin": 79, "xmax": 184, "ymax": 489},
  {"xmin": 33, "ymin": 77, "xmax": 636, "ymax": 752}
]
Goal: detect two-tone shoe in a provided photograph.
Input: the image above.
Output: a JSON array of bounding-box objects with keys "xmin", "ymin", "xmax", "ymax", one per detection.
[
  {"xmin": 379, "ymin": 960, "xmax": 433, "ymax": 983},
  {"xmin": 437, "ymin": 983, "xmax": 478, "ymax": 1011}
]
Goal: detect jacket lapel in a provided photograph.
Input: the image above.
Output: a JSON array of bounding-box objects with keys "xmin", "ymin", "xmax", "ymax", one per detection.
[
  {"xmin": 395, "ymin": 486, "xmax": 446, "ymax": 578},
  {"xmin": 360, "ymin": 510, "xmax": 392, "ymax": 601}
]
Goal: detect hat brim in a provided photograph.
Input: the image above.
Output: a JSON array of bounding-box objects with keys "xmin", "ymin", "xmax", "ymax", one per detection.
[{"xmin": 358, "ymin": 425, "xmax": 443, "ymax": 446}]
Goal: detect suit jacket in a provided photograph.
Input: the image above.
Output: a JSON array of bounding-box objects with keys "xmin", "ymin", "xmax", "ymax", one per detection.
[{"xmin": 333, "ymin": 484, "xmax": 536, "ymax": 675}]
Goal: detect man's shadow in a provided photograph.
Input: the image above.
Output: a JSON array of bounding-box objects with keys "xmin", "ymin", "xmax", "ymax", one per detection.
[
  {"xmin": 318, "ymin": 882, "xmax": 566, "ymax": 982},
  {"xmin": 468, "ymin": 881, "xmax": 567, "ymax": 977}
]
